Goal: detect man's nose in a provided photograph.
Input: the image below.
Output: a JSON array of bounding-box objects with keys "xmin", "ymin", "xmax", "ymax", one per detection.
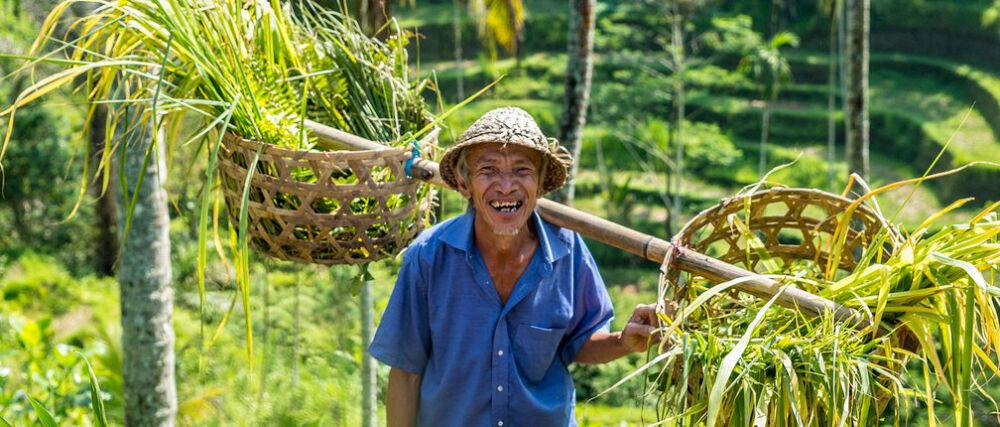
[{"xmin": 496, "ymin": 171, "xmax": 518, "ymax": 193}]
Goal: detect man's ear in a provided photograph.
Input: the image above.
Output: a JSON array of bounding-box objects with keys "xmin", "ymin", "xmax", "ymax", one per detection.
[{"xmin": 455, "ymin": 174, "xmax": 472, "ymax": 199}]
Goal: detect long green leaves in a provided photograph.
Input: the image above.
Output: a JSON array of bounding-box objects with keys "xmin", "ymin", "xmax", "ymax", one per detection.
[
  {"xmin": 646, "ymin": 187, "xmax": 1000, "ymax": 425},
  {"xmin": 707, "ymin": 286, "xmax": 788, "ymax": 427},
  {"xmin": 28, "ymin": 398, "xmax": 58, "ymax": 427},
  {"xmin": 80, "ymin": 353, "xmax": 109, "ymax": 427},
  {"xmin": 5, "ymin": 0, "xmax": 439, "ymax": 372}
]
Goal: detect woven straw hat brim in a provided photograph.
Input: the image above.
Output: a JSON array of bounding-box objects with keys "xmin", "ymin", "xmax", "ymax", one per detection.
[
  {"xmin": 439, "ymin": 136, "xmax": 568, "ymax": 195},
  {"xmin": 440, "ymin": 106, "xmax": 570, "ymax": 194}
]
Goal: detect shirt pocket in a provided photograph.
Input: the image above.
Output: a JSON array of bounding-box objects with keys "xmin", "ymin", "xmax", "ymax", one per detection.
[{"xmin": 514, "ymin": 324, "xmax": 567, "ymax": 382}]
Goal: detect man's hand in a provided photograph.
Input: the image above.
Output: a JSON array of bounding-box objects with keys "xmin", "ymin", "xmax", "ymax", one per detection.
[
  {"xmin": 575, "ymin": 302, "xmax": 675, "ymax": 364},
  {"xmin": 620, "ymin": 303, "xmax": 671, "ymax": 353}
]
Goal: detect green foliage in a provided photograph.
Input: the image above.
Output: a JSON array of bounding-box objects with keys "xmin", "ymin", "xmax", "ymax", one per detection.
[
  {"xmin": 580, "ymin": 119, "xmax": 741, "ymax": 177},
  {"xmin": 1, "ymin": 252, "xmax": 76, "ymax": 314},
  {"xmin": 640, "ymin": 199, "xmax": 1000, "ymax": 425},
  {"xmin": 0, "ymin": 257, "xmax": 119, "ymax": 426},
  {"xmin": 738, "ymin": 31, "xmax": 799, "ymax": 100}
]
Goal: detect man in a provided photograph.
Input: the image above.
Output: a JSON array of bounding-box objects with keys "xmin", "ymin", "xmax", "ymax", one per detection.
[{"xmin": 370, "ymin": 107, "xmax": 662, "ymax": 427}]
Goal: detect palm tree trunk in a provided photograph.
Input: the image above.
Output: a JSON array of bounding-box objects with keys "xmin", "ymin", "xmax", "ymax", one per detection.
[
  {"xmin": 846, "ymin": 0, "xmax": 869, "ymax": 180},
  {"xmin": 117, "ymin": 108, "xmax": 176, "ymax": 426},
  {"xmin": 292, "ymin": 276, "xmax": 300, "ymax": 391},
  {"xmin": 670, "ymin": 1, "xmax": 685, "ymax": 233},
  {"xmin": 760, "ymin": 106, "xmax": 770, "ymax": 177},
  {"xmin": 506, "ymin": 0, "xmax": 522, "ymax": 68},
  {"xmin": 361, "ymin": 0, "xmax": 389, "ymax": 38},
  {"xmin": 360, "ymin": 275, "xmax": 377, "ymax": 427},
  {"xmin": 554, "ymin": 0, "xmax": 595, "ymax": 205},
  {"xmin": 827, "ymin": 0, "xmax": 840, "ymax": 192},
  {"xmin": 453, "ymin": 0, "xmax": 464, "ymax": 101},
  {"xmin": 90, "ymin": 103, "xmax": 118, "ymax": 277}
]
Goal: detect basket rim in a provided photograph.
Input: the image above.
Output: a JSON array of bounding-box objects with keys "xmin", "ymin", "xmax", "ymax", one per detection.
[
  {"xmin": 675, "ymin": 187, "xmax": 901, "ymax": 244},
  {"xmin": 222, "ymin": 130, "xmax": 425, "ymax": 159}
]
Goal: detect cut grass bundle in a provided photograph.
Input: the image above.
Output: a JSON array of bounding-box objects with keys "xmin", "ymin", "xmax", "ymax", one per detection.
[
  {"xmin": 639, "ymin": 184, "xmax": 1000, "ymax": 426},
  {"xmin": 1, "ymin": 0, "xmax": 440, "ymax": 365},
  {"xmin": 1, "ymin": 0, "xmax": 440, "ymax": 260}
]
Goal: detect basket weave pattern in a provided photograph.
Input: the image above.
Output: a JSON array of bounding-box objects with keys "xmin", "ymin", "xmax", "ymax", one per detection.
[
  {"xmin": 667, "ymin": 187, "xmax": 913, "ymax": 412},
  {"xmin": 217, "ymin": 133, "xmax": 431, "ymax": 265},
  {"xmin": 675, "ymin": 188, "xmax": 893, "ymax": 274}
]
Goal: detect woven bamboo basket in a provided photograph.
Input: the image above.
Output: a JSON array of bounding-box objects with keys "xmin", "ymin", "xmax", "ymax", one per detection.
[
  {"xmin": 674, "ymin": 188, "xmax": 898, "ymax": 273},
  {"xmin": 216, "ymin": 132, "xmax": 435, "ymax": 265},
  {"xmin": 664, "ymin": 187, "xmax": 918, "ymax": 413}
]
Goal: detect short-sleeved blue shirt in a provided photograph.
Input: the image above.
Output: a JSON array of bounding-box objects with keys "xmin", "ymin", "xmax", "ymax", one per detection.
[{"xmin": 370, "ymin": 209, "xmax": 614, "ymax": 427}]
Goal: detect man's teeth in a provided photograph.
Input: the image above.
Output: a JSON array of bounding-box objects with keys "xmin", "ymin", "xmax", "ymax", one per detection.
[{"xmin": 490, "ymin": 200, "xmax": 523, "ymax": 213}]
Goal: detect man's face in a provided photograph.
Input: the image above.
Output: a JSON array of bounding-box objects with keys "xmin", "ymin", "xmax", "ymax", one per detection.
[{"xmin": 457, "ymin": 143, "xmax": 543, "ymax": 236}]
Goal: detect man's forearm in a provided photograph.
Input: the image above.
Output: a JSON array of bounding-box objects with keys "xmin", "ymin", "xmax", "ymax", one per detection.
[
  {"xmin": 573, "ymin": 331, "xmax": 632, "ymax": 364},
  {"xmin": 387, "ymin": 368, "xmax": 422, "ymax": 427}
]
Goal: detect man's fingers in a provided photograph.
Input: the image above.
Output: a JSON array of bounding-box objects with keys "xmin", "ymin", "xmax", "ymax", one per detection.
[
  {"xmin": 626, "ymin": 322, "xmax": 660, "ymax": 340},
  {"xmin": 631, "ymin": 303, "xmax": 660, "ymax": 325}
]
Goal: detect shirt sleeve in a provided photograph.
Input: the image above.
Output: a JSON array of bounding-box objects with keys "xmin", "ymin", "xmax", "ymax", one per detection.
[
  {"xmin": 559, "ymin": 233, "xmax": 615, "ymax": 366},
  {"xmin": 369, "ymin": 247, "xmax": 432, "ymax": 375}
]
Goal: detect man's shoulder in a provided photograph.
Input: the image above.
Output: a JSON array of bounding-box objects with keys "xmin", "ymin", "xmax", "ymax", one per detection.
[
  {"xmin": 539, "ymin": 216, "xmax": 578, "ymax": 247},
  {"xmin": 403, "ymin": 212, "xmax": 470, "ymax": 256}
]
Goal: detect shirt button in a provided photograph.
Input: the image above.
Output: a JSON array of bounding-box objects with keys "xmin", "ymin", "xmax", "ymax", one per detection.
[
  {"xmin": 497, "ymin": 385, "xmax": 503, "ymax": 392},
  {"xmin": 497, "ymin": 350, "xmax": 504, "ymax": 356}
]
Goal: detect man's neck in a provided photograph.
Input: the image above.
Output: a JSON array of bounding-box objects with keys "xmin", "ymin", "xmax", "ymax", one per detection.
[{"xmin": 473, "ymin": 214, "xmax": 537, "ymax": 263}]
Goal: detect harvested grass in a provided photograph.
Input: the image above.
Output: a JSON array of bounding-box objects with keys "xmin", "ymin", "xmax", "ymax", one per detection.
[
  {"xmin": 638, "ymin": 181, "xmax": 1000, "ymax": 426},
  {"xmin": 1, "ymin": 0, "xmax": 439, "ymax": 367}
]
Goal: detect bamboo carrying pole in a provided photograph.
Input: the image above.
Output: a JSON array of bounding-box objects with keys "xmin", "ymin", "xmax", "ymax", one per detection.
[{"xmin": 306, "ymin": 120, "xmax": 871, "ymax": 330}]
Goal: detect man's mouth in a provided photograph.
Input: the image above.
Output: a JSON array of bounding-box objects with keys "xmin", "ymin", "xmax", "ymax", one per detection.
[{"xmin": 489, "ymin": 200, "xmax": 523, "ymax": 213}]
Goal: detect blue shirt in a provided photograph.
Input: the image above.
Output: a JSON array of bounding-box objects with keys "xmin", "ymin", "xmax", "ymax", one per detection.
[{"xmin": 370, "ymin": 209, "xmax": 614, "ymax": 427}]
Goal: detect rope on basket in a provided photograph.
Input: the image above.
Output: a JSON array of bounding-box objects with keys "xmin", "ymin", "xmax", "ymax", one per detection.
[{"xmin": 404, "ymin": 139, "xmax": 420, "ymax": 178}]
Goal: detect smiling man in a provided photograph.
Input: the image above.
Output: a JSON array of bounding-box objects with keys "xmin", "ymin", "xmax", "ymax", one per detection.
[{"xmin": 370, "ymin": 107, "xmax": 662, "ymax": 427}]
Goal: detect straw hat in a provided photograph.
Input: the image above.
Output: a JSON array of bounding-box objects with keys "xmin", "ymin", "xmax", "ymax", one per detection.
[{"xmin": 439, "ymin": 107, "xmax": 572, "ymax": 194}]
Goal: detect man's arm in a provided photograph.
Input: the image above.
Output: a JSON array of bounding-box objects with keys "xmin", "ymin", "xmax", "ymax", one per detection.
[
  {"xmin": 387, "ymin": 368, "xmax": 422, "ymax": 427},
  {"xmin": 575, "ymin": 303, "xmax": 663, "ymax": 365}
]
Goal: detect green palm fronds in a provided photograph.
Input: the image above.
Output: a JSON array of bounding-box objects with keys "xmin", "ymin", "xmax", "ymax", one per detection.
[
  {"xmin": 651, "ymin": 191, "xmax": 1000, "ymax": 426},
  {"xmin": 3, "ymin": 0, "xmax": 431, "ymax": 162},
  {"xmin": 1, "ymin": 0, "xmax": 436, "ymax": 368}
]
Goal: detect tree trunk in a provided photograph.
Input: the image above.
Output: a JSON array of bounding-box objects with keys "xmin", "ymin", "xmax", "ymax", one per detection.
[
  {"xmin": 361, "ymin": 0, "xmax": 389, "ymax": 38},
  {"xmin": 827, "ymin": 0, "xmax": 839, "ymax": 192},
  {"xmin": 453, "ymin": 0, "xmax": 464, "ymax": 101},
  {"xmin": 554, "ymin": 0, "xmax": 595, "ymax": 205},
  {"xmin": 90, "ymin": 103, "xmax": 118, "ymax": 277},
  {"xmin": 759, "ymin": 106, "xmax": 770, "ymax": 177},
  {"xmin": 506, "ymin": 0, "xmax": 522, "ymax": 68},
  {"xmin": 258, "ymin": 270, "xmax": 271, "ymax": 405},
  {"xmin": 360, "ymin": 277, "xmax": 377, "ymax": 427},
  {"xmin": 117, "ymin": 107, "xmax": 176, "ymax": 426},
  {"xmin": 846, "ymin": 0, "xmax": 869, "ymax": 180},
  {"xmin": 292, "ymin": 276, "xmax": 300, "ymax": 390},
  {"xmin": 670, "ymin": 1, "xmax": 685, "ymax": 234}
]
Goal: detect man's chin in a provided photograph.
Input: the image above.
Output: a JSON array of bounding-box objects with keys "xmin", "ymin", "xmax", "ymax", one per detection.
[{"xmin": 493, "ymin": 227, "xmax": 521, "ymax": 236}]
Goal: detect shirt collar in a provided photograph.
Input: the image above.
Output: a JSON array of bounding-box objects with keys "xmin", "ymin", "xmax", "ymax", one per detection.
[{"xmin": 438, "ymin": 209, "xmax": 570, "ymax": 264}]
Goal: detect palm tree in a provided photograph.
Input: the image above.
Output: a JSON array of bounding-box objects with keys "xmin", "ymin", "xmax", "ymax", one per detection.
[
  {"xmin": 846, "ymin": 0, "xmax": 869, "ymax": 180},
  {"xmin": 554, "ymin": 0, "xmax": 595, "ymax": 205},
  {"xmin": 468, "ymin": 0, "xmax": 524, "ymax": 64},
  {"xmin": 739, "ymin": 31, "xmax": 799, "ymax": 177},
  {"xmin": 116, "ymin": 103, "xmax": 177, "ymax": 426}
]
